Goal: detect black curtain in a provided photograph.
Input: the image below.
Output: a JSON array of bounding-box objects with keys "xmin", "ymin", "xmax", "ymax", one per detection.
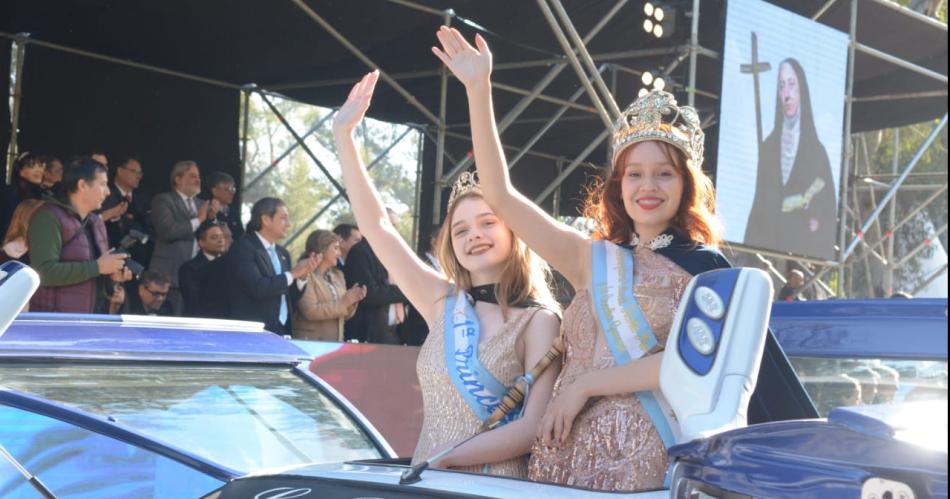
[
  {"xmin": 0, "ymin": 38, "xmax": 11, "ymax": 182},
  {"xmin": 15, "ymin": 45, "xmax": 240, "ymax": 200}
]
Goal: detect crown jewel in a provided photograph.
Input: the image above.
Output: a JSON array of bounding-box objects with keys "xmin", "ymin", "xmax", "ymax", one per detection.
[
  {"xmin": 448, "ymin": 171, "xmax": 483, "ymax": 208},
  {"xmin": 611, "ymin": 90, "xmax": 704, "ymax": 169}
]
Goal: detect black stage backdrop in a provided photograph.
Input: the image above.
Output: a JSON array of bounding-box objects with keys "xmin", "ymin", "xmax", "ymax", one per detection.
[
  {"xmin": 0, "ymin": 38, "xmax": 10, "ymax": 173},
  {"xmin": 13, "ymin": 45, "xmax": 241, "ymax": 201}
]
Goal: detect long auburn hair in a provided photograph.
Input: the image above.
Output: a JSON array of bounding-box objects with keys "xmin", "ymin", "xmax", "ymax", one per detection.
[
  {"xmin": 4, "ymin": 199, "xmax": 44, "ymax": 245},
  {"xmin": 436, "ymin": 192, "xmax": 557, "ymax": 319},
  {"xmin": 583, "ymin": 140, "xmax": 722, "ymax": 247}
]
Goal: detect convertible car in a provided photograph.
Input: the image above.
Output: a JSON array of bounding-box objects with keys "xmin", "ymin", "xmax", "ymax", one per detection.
[{"xmin": 1, "ymin": 260, "xmax": 946, "ymax": 498}]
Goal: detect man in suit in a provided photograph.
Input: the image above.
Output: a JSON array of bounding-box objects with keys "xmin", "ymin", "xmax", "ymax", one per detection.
[
  {"xmin": 206, "ymin": 171, "xmax": 244, "ymax": 240},
  {"xmin": 100, "ymin": 157, "xmax": 152, "ymax": 266},
  {"xmin": 179, "ymin": 220, "xmax": 227, "ymax": 317},
  {"xmin": 226, "ymin": 197, "xmax": 319, "ymax": 335},
  {"xmin": 332, "ymin": 223, "xmax": 362, "ymax": 271},
  {"xmin": 343, "ymin": 236, "xmax": 407, "ymax": 344},
  {"xmin": 123, "ymin": 269, "xmax": 174, "ymax": 316},
  {"xmin": 150, "ymin": 161, "xmax": 218, "ymax": 314}
]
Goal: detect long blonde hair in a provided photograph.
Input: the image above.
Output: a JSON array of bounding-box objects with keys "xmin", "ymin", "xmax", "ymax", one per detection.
[{"xmin": 436, "ymin": 192, "xmax": 557, "ymax": 319}]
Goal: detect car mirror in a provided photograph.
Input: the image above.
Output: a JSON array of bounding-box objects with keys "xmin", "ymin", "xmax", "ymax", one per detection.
[{"xmin": 0, "ymin": 261, "xmax": 40, "ymax": 338}]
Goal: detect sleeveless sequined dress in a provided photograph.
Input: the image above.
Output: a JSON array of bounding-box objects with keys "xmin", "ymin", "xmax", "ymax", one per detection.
[
  {"xmin": 412, "ymin": 305, "xmax": 541, "ymax": 478},
  {"xmin": 527, "ymin": 246, "xmax": 691, "ymax": 491}
]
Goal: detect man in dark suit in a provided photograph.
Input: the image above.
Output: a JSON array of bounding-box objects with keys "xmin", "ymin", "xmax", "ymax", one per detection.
[
  {"xmin": 150, "ymin": 161, "xmax": 217, "ymax": 314},
  {"xmin": 100, "ymin": 157, "xmax": 152, "ymax": 265},
  {"xmin": 179, "ymin": 221, "xmax": 227, "ymax": 317},
  {"xmin": 123, "ymin": 270, "xmax": 174, "ymax": 316},
  {"xmin": 226, "ymin": 197, "xmax": 318, "ymax": 335},
  {"xmin": 206, "ymin": 171, "xmax": 244, "ymax": 240},
  {"xmin": 332, "ymin": 223, "xmax": 362, "ymax": 271},
  {"xmin": 343, "ymin": 237, "xmax": 407, "ymax": 344}
]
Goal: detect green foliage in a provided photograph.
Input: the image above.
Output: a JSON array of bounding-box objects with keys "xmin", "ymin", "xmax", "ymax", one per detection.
[{"xmin": 239, "ymin": 92, "xmax": 421, "ymax": 259}]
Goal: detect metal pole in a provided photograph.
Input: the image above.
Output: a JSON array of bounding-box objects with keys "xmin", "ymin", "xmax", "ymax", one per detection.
[
  {"xmin": 851, "ymin": 90, "xmax": 948, "ymax": 102},
  {"xmin": 6, "ymin": 34, "xmax": 27, "ymax": 180},
  {"xmin": 864, "ymin": 183, "xmax": 948, "ymax": 253},
  {"xmin": 440, "ymin": 1, "xmax": 626, "ymax": 185},
  {"xmin": 546, "ymin": 0, "xmax": 622, "ymax": 119},
  {"xmin": 0, "ymin": 31, "xmax": 241, "ymax": 91},
  {"xmin": 509, "ymin": 73, "xmax": 595, "ymax": 170},
  {"xmin": 812, "ymin": 0, "xmax": 841, "ymax": 20},
  {"xmin": 687, "ymin": 0, "xmax": 701, "ymax": 107},
  {"xmin": 727, "ymin": 244, "xmax": 840, "ymax": 267},
  {"xmin": 534, "ymin": 129, "xmax": 611, "ymax": 204},
  {"xmin": 884, "ymin": 129, "xmax": 899, "ymax": 296},
  {"xmin": 895, "ymin": 223, "xmax": 948, "ymax": 269},
  {"xmin": 286, "ymin": 0, "xmax": 441, "ymax": 125},
  {"xmin": 843, "ymin": 114, "xmax": 948, "ymax": 260},
  {"xmin": 240, "ymin": 88, "xmax": 252, "ymax": 177},
  {"xmin": 258, "ymin": 92, "xmax": 347, "ymax": 197},
  {"xmin": 286, "ymin": 127, "xmax": 414, "ymax": 246},
  {"xmin": 412, "ymin": 130, "xmax": 424, "ymax": 248},
  {"xmin": 432, "ymin": 12, "xmax": 451, "ymax": 225},
  {"xmin": 535, "ymin": 0, "xmax": 615, "ymax": 129},
  {"xmin": 854, "ymin": 43, "xmax": 948, "ymax": 84},
  {"xmin": 243, "ymin": 109, "xmax": 336, "ymax": 191},
  {"xmin": 911, "ymin": 264, "xmax": 948, "ymax": 296},
  {"xmin": 837, "ymin": 0, "xmax": 859, "ymax": 296}
]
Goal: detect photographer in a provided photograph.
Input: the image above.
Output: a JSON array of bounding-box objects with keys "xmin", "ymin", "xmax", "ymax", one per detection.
[{"xmin": 28, "ymin": 157, "xmax": 132, "ymax": 313}]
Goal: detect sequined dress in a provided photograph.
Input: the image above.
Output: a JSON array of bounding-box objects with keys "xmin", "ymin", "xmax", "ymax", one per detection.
[
  {"xmin": 527, "ymin": 246, "xmax": 692, "ymax": 492},
  {"xmin": 412, "ymin": 305, "xmax": 541, "ymax": 478}
]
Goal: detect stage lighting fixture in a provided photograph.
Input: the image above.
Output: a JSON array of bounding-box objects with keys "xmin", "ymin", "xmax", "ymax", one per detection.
[
  {"xmin": 639, "ymin": 70, "xmax": 668, "ymax": 97},
  {"xmin": 639, "ymin": 88, "xmax": 650, "ymax": 98},
  {"xmin": 641, "ymin": 2, "xmax": 675, "ymax": 39},
  {"xmin": 642, "ymin": 71, "xmax": 655, "ymax": 86}
]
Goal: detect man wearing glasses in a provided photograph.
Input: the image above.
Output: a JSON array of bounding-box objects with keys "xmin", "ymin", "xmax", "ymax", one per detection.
[
  {"xmin": 101, "ymin": 157, "xmax": 152, "ymax": 266},
  {"xmin": 123, "ymin": 269, "xmax": 173, "ymax": 316},
  {"xmin": 205, "ymin": 171, "xmax": 244, "ymax": 240}
]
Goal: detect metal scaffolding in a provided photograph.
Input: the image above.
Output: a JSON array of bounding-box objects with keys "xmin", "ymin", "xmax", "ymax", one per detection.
[{"xmin": 2, "ymin": 0, "xmax": 947, "ymax": 297}]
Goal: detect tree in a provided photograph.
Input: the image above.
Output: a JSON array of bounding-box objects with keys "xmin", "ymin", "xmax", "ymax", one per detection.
[{"xmin": 239, "ymin": 92, "xmax": 421, "ymax": 259}]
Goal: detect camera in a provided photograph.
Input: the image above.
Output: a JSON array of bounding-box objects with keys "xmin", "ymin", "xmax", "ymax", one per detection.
[{"xmin": 115, "ymin": 230, "xmax": 149, "ymax": 278}]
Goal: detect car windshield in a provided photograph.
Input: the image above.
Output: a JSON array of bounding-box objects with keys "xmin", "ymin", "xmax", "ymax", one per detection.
[{"xmin": 0, "ymin": 363, "xmax": 382, "ymax": 473}]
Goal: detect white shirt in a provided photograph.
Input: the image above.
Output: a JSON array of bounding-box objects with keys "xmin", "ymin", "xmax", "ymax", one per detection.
[
  {"xmin": 177, "ymin": 190, "xmax": 200, "ymax": 257},
  {"xmin": 255, "ymin": 232, "xmax": 306, "ymax": 290},
  {"xmin": 202, "ymin": 252, "xmax": 218, "ymax": 261}
]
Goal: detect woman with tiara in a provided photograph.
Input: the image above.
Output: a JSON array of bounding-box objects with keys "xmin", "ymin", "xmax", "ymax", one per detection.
[
  {"xmin": 332, "ymin": 71, "xmax": 561, "ymax": 477},
  {"xmin": 433, "ymin": 28, "xmax": 731, "ymax": 491}
]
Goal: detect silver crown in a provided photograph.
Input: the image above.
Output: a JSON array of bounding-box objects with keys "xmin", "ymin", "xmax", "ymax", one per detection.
[
  {"xmin": 611, "ymin": 90, "xmax": 704, "ymax": 169},
  {"xmin": 448, "ymin": 171, "xmax": 483, "ymax": 208}
]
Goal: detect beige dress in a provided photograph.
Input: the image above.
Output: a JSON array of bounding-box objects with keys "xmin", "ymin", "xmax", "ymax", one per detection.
[
  {"xmin": 412, "ymin": 305, "xmax": 541, "ymax": 478},
  {"xmin": 527, "ymin": 247, "xmax": 691, "ymax": 492},
  {"xmin": 292, "ymin": 268, "xmax": 356, "ymax": 341}
]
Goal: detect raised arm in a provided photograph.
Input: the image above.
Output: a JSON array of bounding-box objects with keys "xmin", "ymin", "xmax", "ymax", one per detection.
[
  {"xmin": 433, "ymin": 28, "xmax": 592, "ymax": 288},
  {"xmin": 332, "ymin": 72, "xmax": 448, "ymax": 325}
]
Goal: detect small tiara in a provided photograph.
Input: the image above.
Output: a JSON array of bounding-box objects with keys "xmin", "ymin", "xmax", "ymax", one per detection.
[
  {"xmin": 447, "ymin": 171, "xmax": 483, "ymax": 208},
  {"xmin": 610, "ymin": 90, "xmax": 704, "ymax": 169}
]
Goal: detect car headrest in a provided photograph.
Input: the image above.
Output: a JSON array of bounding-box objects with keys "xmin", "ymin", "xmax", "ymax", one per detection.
[{"xmin": 660, "ymin": 267, "xmax": 773, "ymax": 442}]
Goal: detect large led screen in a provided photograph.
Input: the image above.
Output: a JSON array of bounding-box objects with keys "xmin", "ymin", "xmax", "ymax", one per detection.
[{"xmin": 716, "ymin": 0, "xmax": 849, "ymax": 260}]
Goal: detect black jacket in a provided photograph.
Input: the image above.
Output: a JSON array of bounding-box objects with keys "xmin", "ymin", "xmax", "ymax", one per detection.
[
  {"xmin": 225, "ymin": 233, "xmax": 304, "ymax": 335},
  {"xmin": 213, "ymin": 205, "xmax": 244, "ymax": 240},
  {"xmin": 101, "ymin": 182, "xmax": 152, "ymax": 266},
  {"xmin": 342, "ymin": 239, "xmax": 406, "ymax": 342},
  {"xmin": 179, "ymin": 253, "xmax": 219, "ymax": 317}
]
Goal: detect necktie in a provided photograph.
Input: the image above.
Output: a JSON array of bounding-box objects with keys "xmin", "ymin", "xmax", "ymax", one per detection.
[
  {"xmin": 186, "ymin": 197, "xmax": 197, "ymax": 218},
  {"xmin": 267, "ymin": 245, "xmax": 289, "ymax": 325}
]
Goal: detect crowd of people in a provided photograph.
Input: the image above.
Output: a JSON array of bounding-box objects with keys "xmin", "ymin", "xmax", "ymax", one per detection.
[{"xmin": 0, "ymin": 152, "xmax": 432, "ymax": 345}]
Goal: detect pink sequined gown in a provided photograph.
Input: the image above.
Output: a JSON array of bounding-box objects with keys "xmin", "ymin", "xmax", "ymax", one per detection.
[{"xmin": 528, "ymin": 247, "xmax": 691, "ymax": 492}]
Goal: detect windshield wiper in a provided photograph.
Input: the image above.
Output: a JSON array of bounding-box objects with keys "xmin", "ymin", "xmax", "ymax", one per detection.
[{"xmin": 0, "ymin": 443, "xmax": 58, "ymax": 498}]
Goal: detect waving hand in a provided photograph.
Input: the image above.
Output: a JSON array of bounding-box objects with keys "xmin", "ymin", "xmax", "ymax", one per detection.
[
  {"xmin": 332, "ymin": 70, "xmax": 379, "ymax": 136},
  {"xmin": 432, "ymin": 26, "xmax": 492, "ymax": 88}
]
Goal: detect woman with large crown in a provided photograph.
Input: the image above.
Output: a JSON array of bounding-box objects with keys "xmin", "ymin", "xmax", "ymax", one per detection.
[
  {"xmin": 432, "ymin": 28, "xmax": 730, "ymax": 491},
  {"xmin": 332, "ymin": 71, "xmax": 561, "ymax": 477}
]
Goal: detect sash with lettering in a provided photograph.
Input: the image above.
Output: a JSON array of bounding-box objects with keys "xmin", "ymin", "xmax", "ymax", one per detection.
[
  {"xmin": 590, "ymin": 240, "xmax": 682, "ymax": 450},
  {"xmin": 444, "ymin": 289, "xmax": 521, "ymax": 425}
]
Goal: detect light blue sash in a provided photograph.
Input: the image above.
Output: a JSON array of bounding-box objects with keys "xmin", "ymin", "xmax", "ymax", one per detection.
[
  {"xmin": 590, "ymin": 241, "xmax": 681, "ymax": 454},
  {"xmin": 443, "ymin": 290, "xmax": 520, "ymax": 424}
]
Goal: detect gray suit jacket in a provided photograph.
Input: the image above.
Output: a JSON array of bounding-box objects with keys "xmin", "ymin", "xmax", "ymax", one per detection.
[{"xmin": 150, "ymin": 191, "xmax": 197, "ymax": 287}]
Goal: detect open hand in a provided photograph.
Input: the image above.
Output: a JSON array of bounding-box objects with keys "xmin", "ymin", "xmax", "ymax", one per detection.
[
  {"xmin": 432, "ymin": 26, "xmax": 492, "ymax": 88},
  {"xmin": 332, "ymin": 70, "xmax": 379, "ymax": 136}
]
